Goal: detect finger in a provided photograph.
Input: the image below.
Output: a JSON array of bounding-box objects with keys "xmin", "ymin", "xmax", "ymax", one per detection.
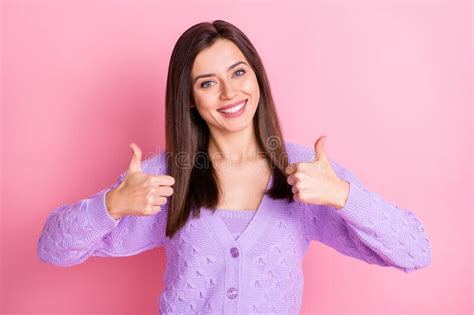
[
  {"xmin": 291, "ymin": 185, "xmax": 298, "ymax": 194},
  {"xmin": 150, "ymin": 175, "xmax": 175, "ymax": 186},
  {"xmin": 146, "ymin": 194, "xmax": 155, "ymax": 205},
  {"xmin": 143, "ymin": 204, "xmax": 162, "ymax": 215},
  {"xmin": 158, "ymin": 186, "xmax": 174, "ymax": 197},
  {"xmin": 287, "ymin": 174, "xmax": 297, "ymax": 186},
  {"xmin": 293, "ymin": 192, "xmax": 302, "ymax": 203},
  {"xmin": 285, "ymin": 163, "xmax": 296, "ymax": 175},
  {"xmin": 150, "ymin": 205, "xmax": 162, "ymax": 213},
  {"xmin": 153, "ymin": 196, "xmax": 168, "ymax": 206},
  {"xmin": 128, "ymin": 142, "xmax": 143, "ymax": 173},
  {"xmin": 314, "ymin": 135, "xmax": 328, "ymax": 162},
  {"xmin": 150, "ymin": 186, "xmax": 173, "ymax": 198},
  {"xmin": 146, "ymin": 189, "xmax": 165, "ymax": 200}
]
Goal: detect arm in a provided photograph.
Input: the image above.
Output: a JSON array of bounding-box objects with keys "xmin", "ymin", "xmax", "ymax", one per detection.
[
  {"xmin": 37, "ymin": 157, "xmax": 168, "ymax": 267},
  {"xmin": 304, "ymin": 157, "xmax": 432, "ymax": 273}
]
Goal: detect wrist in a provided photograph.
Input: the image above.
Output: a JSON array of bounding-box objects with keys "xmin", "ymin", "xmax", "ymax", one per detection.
[
  {"xmin": 333, "ymin": 180, "xmax": 350, "ymax": 210},
  {"xmin": 105, "ymin": 190, "xmax": 123, "ymax": 220}
]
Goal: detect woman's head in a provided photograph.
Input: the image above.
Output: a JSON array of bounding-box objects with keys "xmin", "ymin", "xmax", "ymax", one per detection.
[
  {"xmin": 191, "ymin": 38, "xmax": 260, "ymax": 134},
  {"xmin": 164, "ymin": 20, "xmax": 293, "ymax": 238},
  {"xmin": 166, "ymin": 20, "xmax": 277, "ymax": 138}
]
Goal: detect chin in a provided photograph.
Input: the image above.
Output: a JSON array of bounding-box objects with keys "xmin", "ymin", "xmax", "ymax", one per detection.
[{"xmin": 214, "ymin": 118, "xmax": 254, "ymax": 133}]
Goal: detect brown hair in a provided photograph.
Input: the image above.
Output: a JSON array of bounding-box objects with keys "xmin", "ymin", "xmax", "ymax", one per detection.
[{"xmin": 164, "ymin": 20, "xmax": 293, "ymax": 239}]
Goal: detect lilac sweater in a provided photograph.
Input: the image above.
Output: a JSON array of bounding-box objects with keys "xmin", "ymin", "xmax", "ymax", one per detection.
[
  {"xmin": 37, "ymin": 141, "xmax": 432, "ymax": 314},
  {"xmin": 217, "ymin": 209, "xmax": 256, "ymax": 241}
]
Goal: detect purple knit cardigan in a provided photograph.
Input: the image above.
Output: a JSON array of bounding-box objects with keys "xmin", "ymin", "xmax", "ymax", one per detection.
[{"xmin": 37, "ymin": 141, "xmax": 432, "ymax": 314}]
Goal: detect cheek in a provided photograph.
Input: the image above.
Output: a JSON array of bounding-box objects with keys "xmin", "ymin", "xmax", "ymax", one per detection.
[
  {"xmin": 193, "ymin": 92, "xmax": 215, "ymax": 110},
  {"xmin": 244, "ymin": 75, "xmax": 260, "ymax": 99}
]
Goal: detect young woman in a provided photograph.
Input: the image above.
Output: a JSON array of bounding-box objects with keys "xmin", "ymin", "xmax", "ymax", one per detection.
[{"xmin": 37, "ymin": 20, "xmax": 432, "ymax": 314}]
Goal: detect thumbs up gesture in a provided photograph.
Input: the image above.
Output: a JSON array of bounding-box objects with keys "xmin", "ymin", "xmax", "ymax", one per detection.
[
  {"xmin": 106, "ymin": 143, "xmax": 175, "ymax": 220},
  {"xmin": 285, "ymin": 136, "xmax": 350, "ymax": 210}
]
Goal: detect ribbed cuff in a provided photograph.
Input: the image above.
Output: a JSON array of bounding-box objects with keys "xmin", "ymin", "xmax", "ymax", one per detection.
[
  {"xmin": 86, "ymin": 188, "xmax": 121, "ymax": 233},
  {"xmin": 335, "ymin": 178, "xmax": 371, "ymax": 227}
]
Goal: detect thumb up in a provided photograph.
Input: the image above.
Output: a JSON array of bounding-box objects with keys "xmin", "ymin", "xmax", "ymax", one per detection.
[
  {"xmin": 285, "ymin": 136, "xmax": 349, "ymax": 209},
  {"xmin": 106, "ymin": 143, "xmax": 175, "ymax": 220},
  {"xmin": 127, "ymin": 142, "xmax": 144, "ymax": 173}
]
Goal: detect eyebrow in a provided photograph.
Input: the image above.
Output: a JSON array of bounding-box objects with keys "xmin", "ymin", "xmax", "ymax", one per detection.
[{"xmin": 193, "ymin": 61, "xmax": 248, "ymax": 85}]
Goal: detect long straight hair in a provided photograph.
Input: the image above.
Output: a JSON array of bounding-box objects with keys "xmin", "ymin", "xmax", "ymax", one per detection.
[{"xmin": 164, "ymin": 20, "xmax": 294, "ymax": 239}]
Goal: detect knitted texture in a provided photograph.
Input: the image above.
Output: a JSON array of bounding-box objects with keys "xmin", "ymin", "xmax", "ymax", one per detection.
[
  {"xmin": 37, "ymin": 141, "xmax": 432, "ymax": 314},
  {"xmin": 217, "ymin": 209, "xmax": 256, "ymax": 241}
]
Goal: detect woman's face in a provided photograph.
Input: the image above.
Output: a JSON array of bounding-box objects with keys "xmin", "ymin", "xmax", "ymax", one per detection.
[{"xmin": 191, "ymin": 39, "xmax": 260, "ymax": 133}]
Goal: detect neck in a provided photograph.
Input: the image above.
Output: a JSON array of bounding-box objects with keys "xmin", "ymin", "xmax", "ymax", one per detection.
[{"xmin": 207, "ymin": 123, "xmax": 263, "ymax": 165}]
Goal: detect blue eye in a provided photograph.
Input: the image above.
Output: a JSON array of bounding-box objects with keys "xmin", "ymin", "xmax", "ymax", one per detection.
[
  {"xmin": 200, "ymin": 69, "xmax": 246, "ymax": 89},
  {"xmin": 234, "ymin": 69, "xmax": 245, "ymax": 77},
  {"xmin": 201, "ymin": 81, "xmax": 213, "ymax": 89}
]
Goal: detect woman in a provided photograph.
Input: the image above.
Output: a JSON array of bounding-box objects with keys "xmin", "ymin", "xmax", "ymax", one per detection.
[{"xmin": 37, "ymin": 20, "xmax": 432, "ymax": 314}]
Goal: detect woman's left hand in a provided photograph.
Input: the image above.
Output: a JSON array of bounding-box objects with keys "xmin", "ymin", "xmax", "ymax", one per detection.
[{"xmin": 285, "ymin": 136, "xmax": 350, "ymax": 210}]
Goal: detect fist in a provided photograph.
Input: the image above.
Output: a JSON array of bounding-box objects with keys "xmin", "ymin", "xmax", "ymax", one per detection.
[
  {"xmin": 285, "ymin": 136, "xmax": 349, "ymax": 210},
  {"xmin": 106, "ymin": 143, "xmax": 175, "ymax": 219}
]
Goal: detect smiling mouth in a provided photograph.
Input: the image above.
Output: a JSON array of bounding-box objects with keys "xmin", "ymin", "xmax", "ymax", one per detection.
[{"xmin": 217, "ymin": 99, "xmax": 247, "ymax": 114}]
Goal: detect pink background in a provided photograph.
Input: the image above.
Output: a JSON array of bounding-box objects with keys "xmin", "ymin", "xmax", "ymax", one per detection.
[{"xmin": 1, "ymin": 1, "xmax": 472, "ymax": 314}]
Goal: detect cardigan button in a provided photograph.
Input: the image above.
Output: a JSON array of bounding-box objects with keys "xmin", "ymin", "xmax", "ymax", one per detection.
[
  {"xmin": 226, "ymin": 287, "xmax": 238, "ymax": 299},
  {"xmin": 230, "ymin": 247, "xmax": 239, "ymax": 258}
]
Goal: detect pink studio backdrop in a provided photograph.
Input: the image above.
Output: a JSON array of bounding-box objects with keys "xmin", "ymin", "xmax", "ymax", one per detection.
[{"xmin": 1, "ymin": 1, "xmax": 472, "ymax": 314}]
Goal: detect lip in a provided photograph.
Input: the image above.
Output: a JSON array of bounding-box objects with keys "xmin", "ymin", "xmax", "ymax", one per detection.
[
  {"xmin": 218, "ymin": 99, "xmax": 248, "ymax": 110},
  {"xmin": 217, "ymin": 99, "xmax": 247, "ymax": 118}
]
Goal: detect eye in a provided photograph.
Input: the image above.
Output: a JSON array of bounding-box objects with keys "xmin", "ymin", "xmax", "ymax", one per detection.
[
  {"xmin": 233, "ymin": 69, "xmax": 246, "ymax": 77},
  {"xmin": 201, "ymin": 81, "xmax": 214, "ymax": 89},
  {"xmin": 200, "ymin": 69, "xmax": 246, "ymax": 89}
]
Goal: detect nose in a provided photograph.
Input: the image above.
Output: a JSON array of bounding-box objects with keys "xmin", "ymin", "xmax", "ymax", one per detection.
[{"xmin": 220, "ymin": 79, "xmax": 237, "ymax": 100}]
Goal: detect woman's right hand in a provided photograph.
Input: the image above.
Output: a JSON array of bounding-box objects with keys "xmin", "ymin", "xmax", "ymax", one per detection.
[{"xmin": 105, "ymin": 143, "xmax": 175, "ymax": 220}]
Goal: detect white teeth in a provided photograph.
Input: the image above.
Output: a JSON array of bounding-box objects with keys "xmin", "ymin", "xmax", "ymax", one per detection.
[{"xmin": 218, "ymin": 100, "xmax": 246, "ymax": 114}]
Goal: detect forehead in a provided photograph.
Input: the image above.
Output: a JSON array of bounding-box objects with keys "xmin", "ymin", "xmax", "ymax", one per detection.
[{"xmin": 192, "ymin": 39, "xmax": 247, "ymax": 75}]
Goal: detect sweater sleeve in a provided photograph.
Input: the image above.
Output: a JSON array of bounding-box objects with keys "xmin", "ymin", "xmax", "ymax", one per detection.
[
  {"xmin": 303, "ymin": 157, "xmax": 432, "ymax": 273},
  {"xmin": 37, "ymin": 162, "xmax": 168, "ymax": 267}
]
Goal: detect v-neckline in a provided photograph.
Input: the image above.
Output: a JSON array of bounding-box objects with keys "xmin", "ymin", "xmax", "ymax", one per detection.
[{"xmin": 201, "ymin": 173, "xmax": 274, "ymax": 249}]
